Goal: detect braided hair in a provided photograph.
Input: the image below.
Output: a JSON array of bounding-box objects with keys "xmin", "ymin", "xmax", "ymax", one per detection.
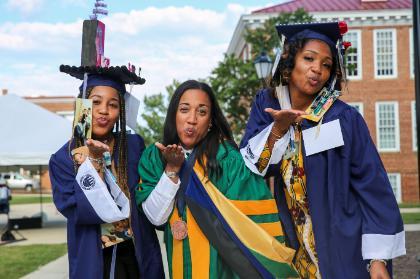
[{"xmin": 70, "ymin": 87, "xmax": 129, "ymax": 199}]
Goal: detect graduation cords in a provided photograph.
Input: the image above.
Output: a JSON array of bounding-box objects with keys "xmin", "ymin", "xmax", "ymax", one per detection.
[
  {"xmin": 110, "ymin": 245, "xmax": 117, "ymax": 279},
  {"xmin": 103, "ymin": 240, "xmax": 139, "ymax": 279}
]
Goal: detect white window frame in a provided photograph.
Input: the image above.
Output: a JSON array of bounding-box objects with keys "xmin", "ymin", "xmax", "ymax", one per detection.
[
  {"xmin": 344, "ymin": 30, "xmax": 362, "ymax": 80},
  {"xmin": 375, "ymin": 101, "xmax": 400, "ymax": 152},
  {"xmin": 348, "ymin": 102, "xmax": 364, "ymax": 117},
  {"xmin": 387, "ymin": 173, "xmax": 402, "ymax": 203},
  {"xmin": 373, "ymin": 29, "xmax": 398, "ymax": 79},
  {"xmin": 410, "ymin": 27, "xmax": 414, "ymax": 79},
  {"xmin": 412, "ymin": 101, "xmax": 417, "ymax": 151}
]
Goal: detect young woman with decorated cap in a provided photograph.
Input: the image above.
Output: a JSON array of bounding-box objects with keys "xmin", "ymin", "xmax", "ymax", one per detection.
[
  {"xmin": 240, "ymin": 21, "xmax": 405, "ymax": 278},
  {"xmin": 49, "ymin": 67, "xmax": 164, "ymax": 279}
]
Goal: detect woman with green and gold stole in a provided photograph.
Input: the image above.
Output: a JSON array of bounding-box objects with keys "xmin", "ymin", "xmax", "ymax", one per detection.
[{"xmin": 136, "ymin": 80, "xmax": 297, "ymax": 278}]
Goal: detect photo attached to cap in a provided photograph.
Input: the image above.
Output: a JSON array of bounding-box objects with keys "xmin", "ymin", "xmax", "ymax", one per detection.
[{"xmin": 73, "ymin": 98, "xmax": 93, "ymax": 144}]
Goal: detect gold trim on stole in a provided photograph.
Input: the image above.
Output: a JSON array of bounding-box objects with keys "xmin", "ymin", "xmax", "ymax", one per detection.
[
  {"xmin": 170, "ymin": 207, "xmax": 183, "ymax": 279},
  {"xmin": 193, "ymin": 163, "xmax": 295, "ymax": 265}
]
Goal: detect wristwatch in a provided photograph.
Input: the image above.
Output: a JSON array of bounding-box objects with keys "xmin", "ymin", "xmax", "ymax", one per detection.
[{"xmin": 165, "ymin": 171, "xmax": 179, "ymax": 179}]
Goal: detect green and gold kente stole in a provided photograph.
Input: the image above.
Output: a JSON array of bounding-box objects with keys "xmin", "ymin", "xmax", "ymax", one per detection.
[{"xmin": 168, "ymin": 162, "xmax": 298, "ymax": 279}]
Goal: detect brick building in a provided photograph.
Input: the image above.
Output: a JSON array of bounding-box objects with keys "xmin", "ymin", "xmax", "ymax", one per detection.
[
  {"xmin": 25, "ymin": 96, "xmax": 75, "ymax": 122},
  {"xmin": 24, "ymin": 96, "xmax": 75, "ymax": 189},
  {"xmin": 227, "ymin": 0, "xmax": 419, "ymax": 202}
]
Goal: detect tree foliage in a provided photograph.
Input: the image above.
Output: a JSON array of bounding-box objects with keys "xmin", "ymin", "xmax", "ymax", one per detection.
[
  {"xmin": 245, "ymin": 8, "xmax": 313, "ymax": 58},
  {"xmin": 209, "ymin": 9, "xmax": 313, "ymax": 140},
  {"xmin": 136, "ymin": 80, "xmax": 180, "ymax": 146},
  {"xmin": 137, "ymin": 9, "xmax": 313, "ymax": 144}
]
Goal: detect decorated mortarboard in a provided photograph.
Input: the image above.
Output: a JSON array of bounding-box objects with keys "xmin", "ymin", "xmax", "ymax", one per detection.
[
  {"xmin": 272, "ymin": 21, "xmax": 352, "ymax": 123},
  {"xmin": 272, "ymin": 21, "xmax": 351, "ymax": 87},
  {"xmin": 276, "ymin": 22, "xmax": 343, "ymax": 51},
  {"xmin": 60, "ymin": 0, "xmax": 143, "ymax": 131}
]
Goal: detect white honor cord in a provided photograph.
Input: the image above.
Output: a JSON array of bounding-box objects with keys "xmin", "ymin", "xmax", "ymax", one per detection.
[{"xmin": 110, "ymin": 245, "xmax": 117, "ymax": 279}]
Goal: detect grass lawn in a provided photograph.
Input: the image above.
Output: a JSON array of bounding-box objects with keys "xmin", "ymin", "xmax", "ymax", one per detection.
[
  {"xmin": 399, "ymin": 202, "xmax": 420, "ymax": 208},
  {"xmin": 402, "ymin": 212, "xmax": 420, "ymax": 224},
  {"xmin": 0, "ymin": 244, "xmax": 67, "ymax": 279},
  {"xmin": 9, "ymin": 195, "xmax": 53, "ymax": 205}
]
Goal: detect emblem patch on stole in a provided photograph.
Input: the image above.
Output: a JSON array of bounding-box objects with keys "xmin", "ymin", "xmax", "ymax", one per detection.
[
  {"xmin": 247, "ymin": 145, "xmax": 255, "ymax": 159},
  {"xmin": 80, "ymin": 174, "xmax": 95, "ymax": 190}
]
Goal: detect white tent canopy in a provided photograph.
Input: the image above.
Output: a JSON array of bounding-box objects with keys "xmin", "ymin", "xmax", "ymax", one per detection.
[{"xmin": 0, "ymin": 94, "xmax": 72, "ymax": 165}]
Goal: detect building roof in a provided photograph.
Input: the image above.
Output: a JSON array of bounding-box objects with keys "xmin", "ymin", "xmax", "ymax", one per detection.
[{"xmin": 252, "ymin": 0, "xmax": 412, "ymax": 14}]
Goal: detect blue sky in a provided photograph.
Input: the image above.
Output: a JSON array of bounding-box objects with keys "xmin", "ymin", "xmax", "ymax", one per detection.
[{"xmin": 0, "ymin": 0, "xmax": 279, "ymax": 99}]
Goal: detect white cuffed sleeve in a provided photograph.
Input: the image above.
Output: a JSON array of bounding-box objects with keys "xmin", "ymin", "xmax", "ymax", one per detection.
[
  {"xmin": 142, "ymin": 173, "xmax": 180, "ymax": 226},
  {"xmin": 240, "ymin": 122, "xmax": 290, "ymax": 176},
  {"xmin": 361, "ymin": 231, "xmax": 406, "ymax": 260}
]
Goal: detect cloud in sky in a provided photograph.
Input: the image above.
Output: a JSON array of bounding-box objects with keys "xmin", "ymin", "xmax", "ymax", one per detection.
[
  {"xmin": 6, "ymin": 0, "xmax": 44, "ymax": 15},
  {"xmin": 0, "ymin": 3, "xmax": 274, "ymax": 101}
]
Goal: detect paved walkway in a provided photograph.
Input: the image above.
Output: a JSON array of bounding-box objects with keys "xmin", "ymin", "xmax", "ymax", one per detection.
[
  {"xmin": 400, "ymin": 207, "xmax": 420, "ymax": 213},
  {"xmin": 1, "ymin": 203, "xmax": 418, "ymax": 278},
  {"xmin": 21, "ymin": 254, "xmax": 69, "ymax": 279}
]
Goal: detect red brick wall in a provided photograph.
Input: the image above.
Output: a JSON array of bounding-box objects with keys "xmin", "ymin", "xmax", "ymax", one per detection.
[{"xmin": 341, "ymin": 25, "xmax": 419, "ymax": 202}]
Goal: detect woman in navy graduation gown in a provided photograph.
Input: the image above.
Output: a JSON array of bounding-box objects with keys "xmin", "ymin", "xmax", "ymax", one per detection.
[
  {"xmin": 240, "ymin": 21, "xmax": 405, "ymax": 278},
  {"xmin": 49, "ymin": 73, "xmax": 164, "ymax": 279}
]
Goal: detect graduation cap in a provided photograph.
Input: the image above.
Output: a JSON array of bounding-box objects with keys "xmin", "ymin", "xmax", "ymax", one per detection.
[
  {"xmin": 60, "ymin": 19, "xmax": 145, "ymax": 91},
  {"xmin": 276, "ymin": 21, "xmax": 343, "ymax": 52},
  {"xmin": 60, "ymin": 1, "xmax": 143, "ymax": 130},
  {"xmin": 272, "ymin": 21, "xmax": 350, "ymax": 89}
]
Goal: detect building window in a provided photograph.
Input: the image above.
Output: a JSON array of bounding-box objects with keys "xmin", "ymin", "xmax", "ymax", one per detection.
[
  {"xmin": 387, "ymin": 173, "xmax": 402, "ymax": 203},
  {"xmin": 375, "ymin": 102, "xmax": 400, "ymax": 152},
  {"xmin": 374, "ymin": 29, "xmax": 397, "ymax": 78},
  {"xmin": 343, "ymin": 30, "xmax": 362, "ymax": 79},
  {"xmin": 348, "ymin": 102, "xmax": 364, "ymax": 117},
  {"xmin": 412, "ymin": 101, "xmax": 417, "ymax": 151},
  {"xmin": 410, "ymin": 28, "xmax": 414, "ymax": 78}
]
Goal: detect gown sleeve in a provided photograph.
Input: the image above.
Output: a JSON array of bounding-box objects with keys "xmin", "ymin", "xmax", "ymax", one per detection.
[
  {"xmin": 239, "ymin": 89, "xmax": 290, "ymax": 177},
  {"xmin": 343, "ymin": 108, "xmax": 406, "ymax": 259},
  {"xmin": 136, "ymin": 145, "xmax": 180, "ymax": 226},
  {"xmin": 49, "ymin": 150, "xmax": 104, "ymax": 225}
]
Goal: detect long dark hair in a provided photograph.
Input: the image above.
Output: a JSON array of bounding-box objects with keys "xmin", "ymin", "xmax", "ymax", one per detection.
[
  {"xmin": 269, "ymin": 36, "xmax": 342, "ymax": 92},
  {"xmin": 71, "ymin": 87, "xmax": 129, "ymax": 199},
  {"xmin": 162, "ymin": 80, "xmax": 236, "ymax": 178}
]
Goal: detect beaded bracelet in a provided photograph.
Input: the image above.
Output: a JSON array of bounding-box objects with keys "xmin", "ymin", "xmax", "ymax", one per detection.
[
  {"xmin": 88, "ymin": 156, "xmax": 103, "ymax": 165},
  {"xmin": 88, "ymin": 157, "xmax": 104, "ymax": 172}
]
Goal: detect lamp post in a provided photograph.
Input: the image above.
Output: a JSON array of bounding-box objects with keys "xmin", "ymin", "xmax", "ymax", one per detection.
[{"xmin": 254, "ymin": 51, "xmax": 273, "ymax": 87}]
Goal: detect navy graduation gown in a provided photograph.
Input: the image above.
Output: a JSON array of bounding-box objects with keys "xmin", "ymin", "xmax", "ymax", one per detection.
[
  {"xmin": 49, "ymin": 134, "xmax": 164, "ymax": 279},
  {"xmin": 240, "ymin": 89, "xmax": 405, "ymax": 278}
]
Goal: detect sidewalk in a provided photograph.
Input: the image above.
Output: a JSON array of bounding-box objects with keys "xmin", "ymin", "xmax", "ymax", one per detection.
[
  {"xmin": 400, "ymin": 207, "xmax": 420, "ymax": 213},
  {"xmin": 6, "ymin": 204, "xmax": 419, "ymax": 278},
  {"xmin": 21, "ymin": 254, "xmax": 68, "ymax": 279}
]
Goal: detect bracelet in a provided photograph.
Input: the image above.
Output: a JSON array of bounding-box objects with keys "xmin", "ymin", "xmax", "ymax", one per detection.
[
  {"xmin": 88, "ymin": 157, "xmax": 104, "ymax": 172},
  {"xmin": 88, "ymin": 156, "xmax": 103, "ymax": 165},
  {"xmin": 367, "ymin": 259, "xmax": 387, "ymax": 273},
  {"xmin": 165, "ymin": 171, "xmax": 179, "ymax": 179}
]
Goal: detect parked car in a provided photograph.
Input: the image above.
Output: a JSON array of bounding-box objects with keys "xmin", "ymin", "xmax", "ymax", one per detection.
[{"xmin": 0, "ymin": 172, "xmax": 39, "ymax": 191}]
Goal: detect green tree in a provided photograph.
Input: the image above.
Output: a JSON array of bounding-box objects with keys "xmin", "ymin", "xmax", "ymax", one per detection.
[
  {"xmin": 210, "ymin": 9, "xmax": 313, "ymax": 140},
  {"xmin": 209, "ymin": 55, "xmax": 260, "ymax": 141},
  {"xmin": 245, "ymin": 8, "xmax": 313, "ymax": 57},
  {"xmin": 136, "ymin": 9, "xmax": 313, "ymax": 144},
  {"xmin": 136, "ymin": 80, "xmax": 180, "ymax": 146}
]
